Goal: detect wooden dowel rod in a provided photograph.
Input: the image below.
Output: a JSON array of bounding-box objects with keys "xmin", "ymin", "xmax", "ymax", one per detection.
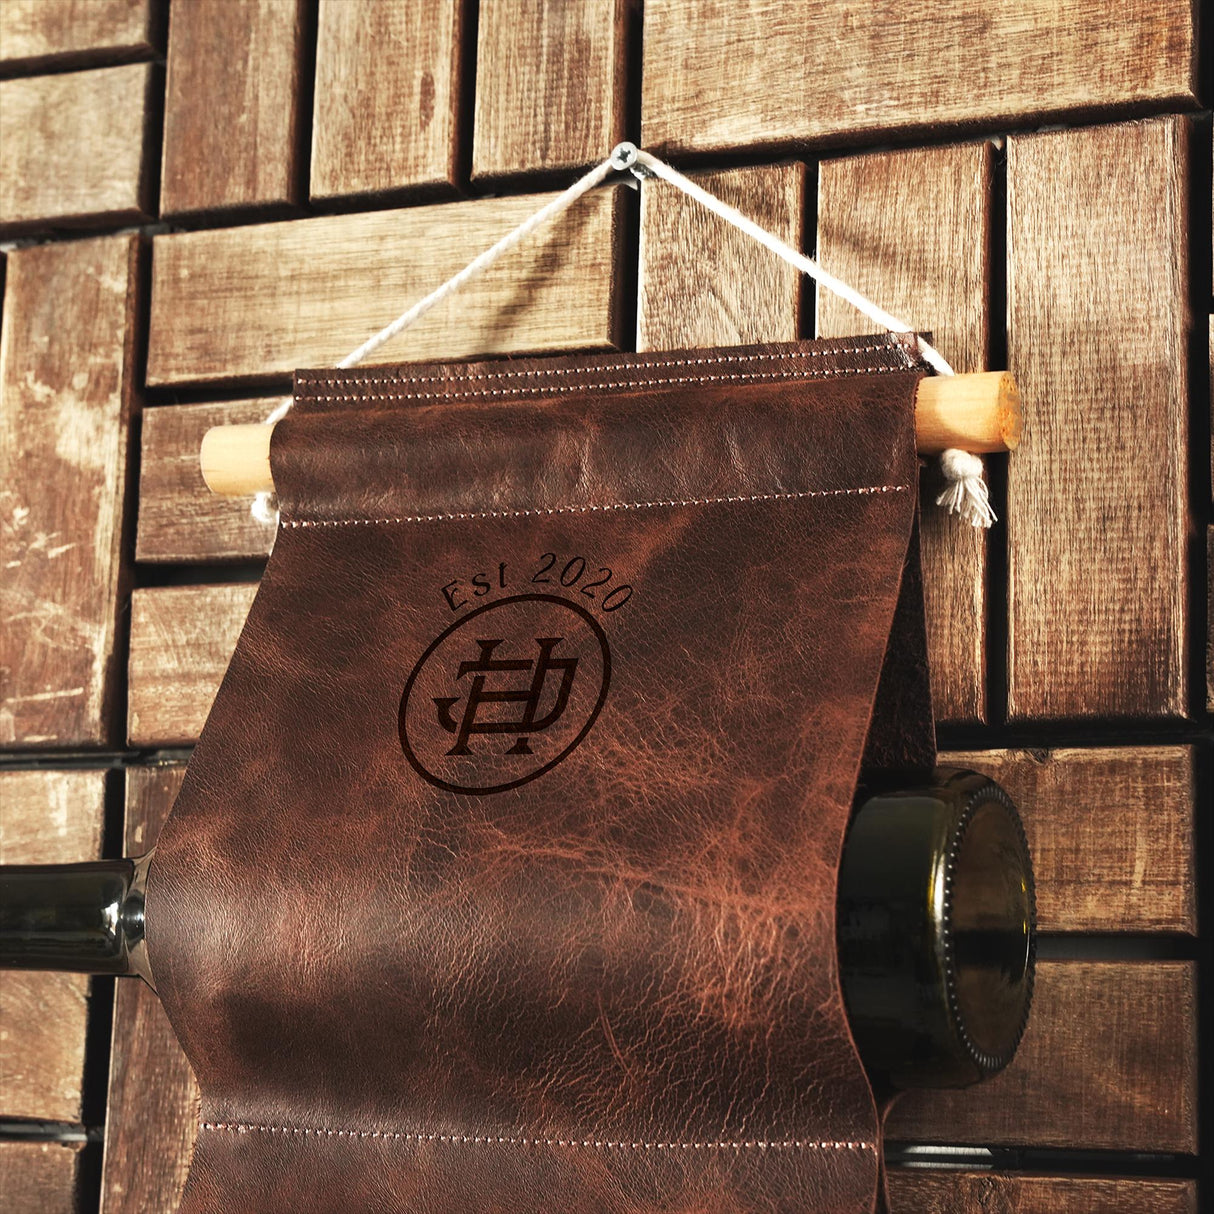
[{"xmin": 200, "ymin": 371, "xmax": 1022, "ymax": 496}]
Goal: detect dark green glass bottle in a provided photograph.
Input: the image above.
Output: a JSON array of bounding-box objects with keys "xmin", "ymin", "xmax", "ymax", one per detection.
[
  {"xmin": 1, "ymin": 767, "xmax": 1034, "ymax": 1090},
  {"xmin": 837, "ymin": 767, "xmax": 1036, "ymax": 1090},
  {"xmin": 0, "ymin": 853, "xmax": 153, "ymax": 985}
]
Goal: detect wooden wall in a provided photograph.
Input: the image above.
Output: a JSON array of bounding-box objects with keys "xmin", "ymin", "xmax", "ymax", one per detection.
[{"xmin": 0, "ymin": 2, "xmax": 1207, "ymax": 1211}]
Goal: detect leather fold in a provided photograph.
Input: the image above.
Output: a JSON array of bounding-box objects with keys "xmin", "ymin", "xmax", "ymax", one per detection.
[{"xmin": 147, "ymin": 335, "xmax": 933, "ymax": 1214}]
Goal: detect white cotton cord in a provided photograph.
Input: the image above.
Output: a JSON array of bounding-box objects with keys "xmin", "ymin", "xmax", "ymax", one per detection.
[
  {"xmin": 251, "ymin": 394, "xmax": 295, "ymax": 525},
  {"xmin": 250, "ymin": 157, "xmax": 619, "ymax": 527},
  {"xmin": 620, "ymin": 145, "xmax": 996, "ymax": 527},
  {"xmin": 935, "ymin": 449, "xmax": 997, "ymax": 527},
  {"xmin": 335, "ymin": 154, "xmax": 620, "ymax": 371},
  {"xmin": 620, "ymin": 146, "xmax": 956, "ymax": 379},
  {"xmin": 251, "ymin": 140, "xmax": 993, "ymax": 529}
]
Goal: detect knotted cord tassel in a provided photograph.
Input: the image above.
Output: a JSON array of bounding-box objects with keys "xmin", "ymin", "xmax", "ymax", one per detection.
[{"xmin": 936, "ymin": 449, "xmax": 996, "ymax": 528}]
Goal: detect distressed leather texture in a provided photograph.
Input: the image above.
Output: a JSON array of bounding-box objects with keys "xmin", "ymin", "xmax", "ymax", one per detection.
[{"xmin": 147, "ymin": 334, "xmax": 934, "ymax": 1213}]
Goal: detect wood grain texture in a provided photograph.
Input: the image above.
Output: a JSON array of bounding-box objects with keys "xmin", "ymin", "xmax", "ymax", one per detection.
[
  {"xmin": 127, "ymin": 584, "xmax": 257, "ymax": 746},
  {"xmin": 0, "ymin": 0, "xmax": 155, "ymax": 75},
  {"xmin": 641, "ymin": 1, "xmax": 1197, "ymax": 156},
  {"xmin": 817, "ymin": 142, "xmax": 991, "ymax": 724},
  {"xmin": 101, "ymin": 765, "xmax": 198, "ymax": 1214},
  {"xmin": 147, "ymin": 185, "xmax": 626, "ymax": 387},
  {"xmin": 0, "ymin": 770, "xmax": 106, "ymax": 1122},
  {"xmin": 888, "ymin": 961, "xmax": 1197, "ymax": 1152},
  {"xmin": 310, "ymin": 0, "xmax": 463, "ymax": 202},
  {"xmin": 0, "ymin": 1141, "xmax": 82, "ymax": 1214},
  {"xmin": 1006, "ymin": 117, "xmax": 1191, "ymax": 720},
  {"xmin": 160, "ymin": 0, "xmax": 306, "ymax": 219},
  {"xmin": 472, "ymin": 0, "xmax": 632, "ymax": 182},
  {"xmin": 636, "ymin": 163, "xmax": 805, "ymax": 349},
  {"xmin": 888, "ymin": 1171, "xmax": 1197, "ymax": 1214},
  {"xmin": 0, "ymin": 236, "xmax": 141, "ymax": 748},
  {"xmin": 138, "ymin": 402, "xmax": 277, "ymax": 563},
  {"xmin": 0, "ymin": 63, "xmax": 153, "ymax": 234},
  {"xmin": 941, "ymin": 746, "xmax": 1196, "ymax": 934}
]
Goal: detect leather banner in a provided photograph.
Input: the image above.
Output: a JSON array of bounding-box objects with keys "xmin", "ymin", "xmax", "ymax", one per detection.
[{"xmin": 147, "ymin": 334, "xmax": 934, "ymax": 1213}]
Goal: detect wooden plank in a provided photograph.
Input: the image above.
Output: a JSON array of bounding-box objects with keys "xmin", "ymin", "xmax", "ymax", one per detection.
[
  {"xmin": 941, "ymin": 746, "xmax": 1196, "ymax": 934},
  {"xmin": 887, "ymin": 961, "xmax": 1196, "ymax": 1152},
  {"xmin": 101, "ymin": 765, "xmax": 198, "ymax": 1214},
  {"xmin": 127, "ymin": 584, "xmax": 257, "ymax": 746},
  {"xmin": 0, "ymin": 0, "xmax": 156, "ymax": 76},
  {"xmin": 888, "ymin": 1171, "xmax": 1196, "ymax": 1214},
  {"xmin": 147, "ymin": 185, "xmax": 626, "ymax": 387},
  {"xmin": 0, "ymin": 771, "xmax": 106, "ymax": 1122},
  {"xmin": 160, "ymin": 0, "xmax": 306, "ymax": 220},
  {"xmin": 637, "ymin": 163, "xmax": 805, "ymax": 348},
  {"xmin": 0, "ymin": 235, "xmax": 141, "ymax": 748},
  {"xmin": 137, "ymin": 402, "xmax": 277, "ymax": 563},
  {"xmin": 0, "ymin": 1141, "xmax": 82, "ymax": 1214},
  {"xmin": 817, "ymin": 142, "xmax": 991, "ymax": 724},
  {"xmin": 1006, "ymin": 116, "xmax": 1190, "ymax": 720},
  {"xmin": 310, "ymin": 0, "xmax": 463, "ymax": 203},
  {"xmin": 0, "ymin": 63, "xmax": 153, "ymax": 234},
  {"xmin": 472, "ymin": 0, "xmax": 632, "ymax": 182},
  {"xmin": 641, "ymin": 1, "xmax": 1197, "ymax": 156}
]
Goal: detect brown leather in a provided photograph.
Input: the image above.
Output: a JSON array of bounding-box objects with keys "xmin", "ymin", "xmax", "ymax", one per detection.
[{"xmin": 147, "ymin": 334, "xmax": 934, "ymax": 1213}]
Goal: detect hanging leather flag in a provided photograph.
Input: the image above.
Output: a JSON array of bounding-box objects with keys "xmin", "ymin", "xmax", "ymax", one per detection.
[{"xmin": 148, "ymin": 333, "xmax": 934, "ymax": 1214}]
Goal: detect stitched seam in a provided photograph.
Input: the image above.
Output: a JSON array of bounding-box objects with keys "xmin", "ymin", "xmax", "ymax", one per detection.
[
  {"xmin": 298, "ymin": 343, "xmax": 904, "ymax": 388},
  {"xmin": 281, "ymin": 484, "xmax": 909, "ymax": 530},
  {"xmin": 298, "ymin": 363, "xmax": 915, "ymax": 404},
  {"xmin": 199, "ymin": 1122, "xmax": 875, "ymax": 1152}
]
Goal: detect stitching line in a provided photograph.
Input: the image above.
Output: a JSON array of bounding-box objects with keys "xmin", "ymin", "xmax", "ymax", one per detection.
[
  {"xmin": 297, "ymin": 342, "xmax": 905, "ymax": 388},
  {"xmin": 281, "ymin": 484, "xmax": 909, "ymax": 530},
  {"xmin": 298, "ymin": 363, "xmax": 916, "ymax": 404},
  {"xmin": 199, "ymin": 1122, "xmax": 875, "ymax": 1153}
]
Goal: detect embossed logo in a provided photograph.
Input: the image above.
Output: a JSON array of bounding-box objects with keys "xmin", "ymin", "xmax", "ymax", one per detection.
[{"xmin": 400, "ymin": 594, "xmax": 611, "ymax": 795}]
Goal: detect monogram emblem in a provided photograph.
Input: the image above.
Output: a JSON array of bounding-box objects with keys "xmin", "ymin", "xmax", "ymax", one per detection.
[
  {"xmin": 400, "ymin": 595, "xmax": 611, "ymax": 795},
  {"xmin": 433, "ymin": 636, "xmax": 579, "ymax": 757}
]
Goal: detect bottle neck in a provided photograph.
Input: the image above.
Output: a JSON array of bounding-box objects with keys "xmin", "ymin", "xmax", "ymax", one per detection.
[{"xmin": 0, "ymin": 854, "xmax": 154, "ymax": 986}]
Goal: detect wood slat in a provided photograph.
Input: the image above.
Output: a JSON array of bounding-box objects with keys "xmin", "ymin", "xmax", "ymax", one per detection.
[
  {"xmin": 1006, "ymin": 116, "xmax": 1191, "ymax": 720},
  {"xmin": 127, "ymin": 584, "xmax": 257, "ymax": 747},
  {"xmin": 0, "ymin": 770, "xmax": 106, "ymax": 1122},
  {"xmin": 636, "ymin": 163, "xmax": 805, "ymax": 351},
  {"xmin": 941, "ymin": 746, "xmax": 1196, "ymax": 934},
  {"xmin": 101, "ymin": 765, "xmax": 198, "ymax": 1214},
  {"xmin": 146, "ymin": 185, "xmax": 626, "ymax": 387},
  {"xmin": 472, "ymin": 0, "xmax": 632, "ymax": 182},
  {"xmin": 137, "ymin": 402, "xmax": 277, "ymax": 563},
  {"xmin": 0, "ymin": 1141, "xmax": 82, "ymax": 1214},
  {"xmin": 0, "ymin": 63, "xmax": 153, "ymax": 234},
  {"xmin": 641, "ymin": 1, "xmax": 1197, "ymax": 156},
  {"xmin": 0, "ymin": 0, "xmax": 156, "ymax": 76},
  {"xmin": 160, "ymin": 0, "xmax": 306, "ymax": 220},
  {"xmin": 888, "ymin": 1171, "xmax": 1196, "ymax": 1214},
  {"xmin": 0, "ymin": 235, "xmax": 141, "ymax": 748},
  {"xmin": 887, "ymin": 961, "xmax": 1196, "ymax": 1152},
  {"xmin": 817, "ymin": 141, "xmax": 991, "ymax": 724},
  {"xmin": 310, "ymin": 0, "xmax": 464, "ymax": 203}
]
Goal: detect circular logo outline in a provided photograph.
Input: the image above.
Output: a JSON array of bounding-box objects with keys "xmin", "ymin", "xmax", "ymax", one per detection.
[{"xmin": 399, "ymin": 593, "xmax": 612, "ymax": 796}]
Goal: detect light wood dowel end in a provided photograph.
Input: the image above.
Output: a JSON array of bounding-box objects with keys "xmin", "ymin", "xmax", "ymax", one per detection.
[
  {"xmin": 199, "ymin": 372, "xmax": 1022, "ymax": 496},
  {"xmin": 200, "ymin": 423, "xmax": 274, "ymax": 495},
  {"xmin": 915, "ymin": 370, "xmax": 1022, "ymax": 453}
]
